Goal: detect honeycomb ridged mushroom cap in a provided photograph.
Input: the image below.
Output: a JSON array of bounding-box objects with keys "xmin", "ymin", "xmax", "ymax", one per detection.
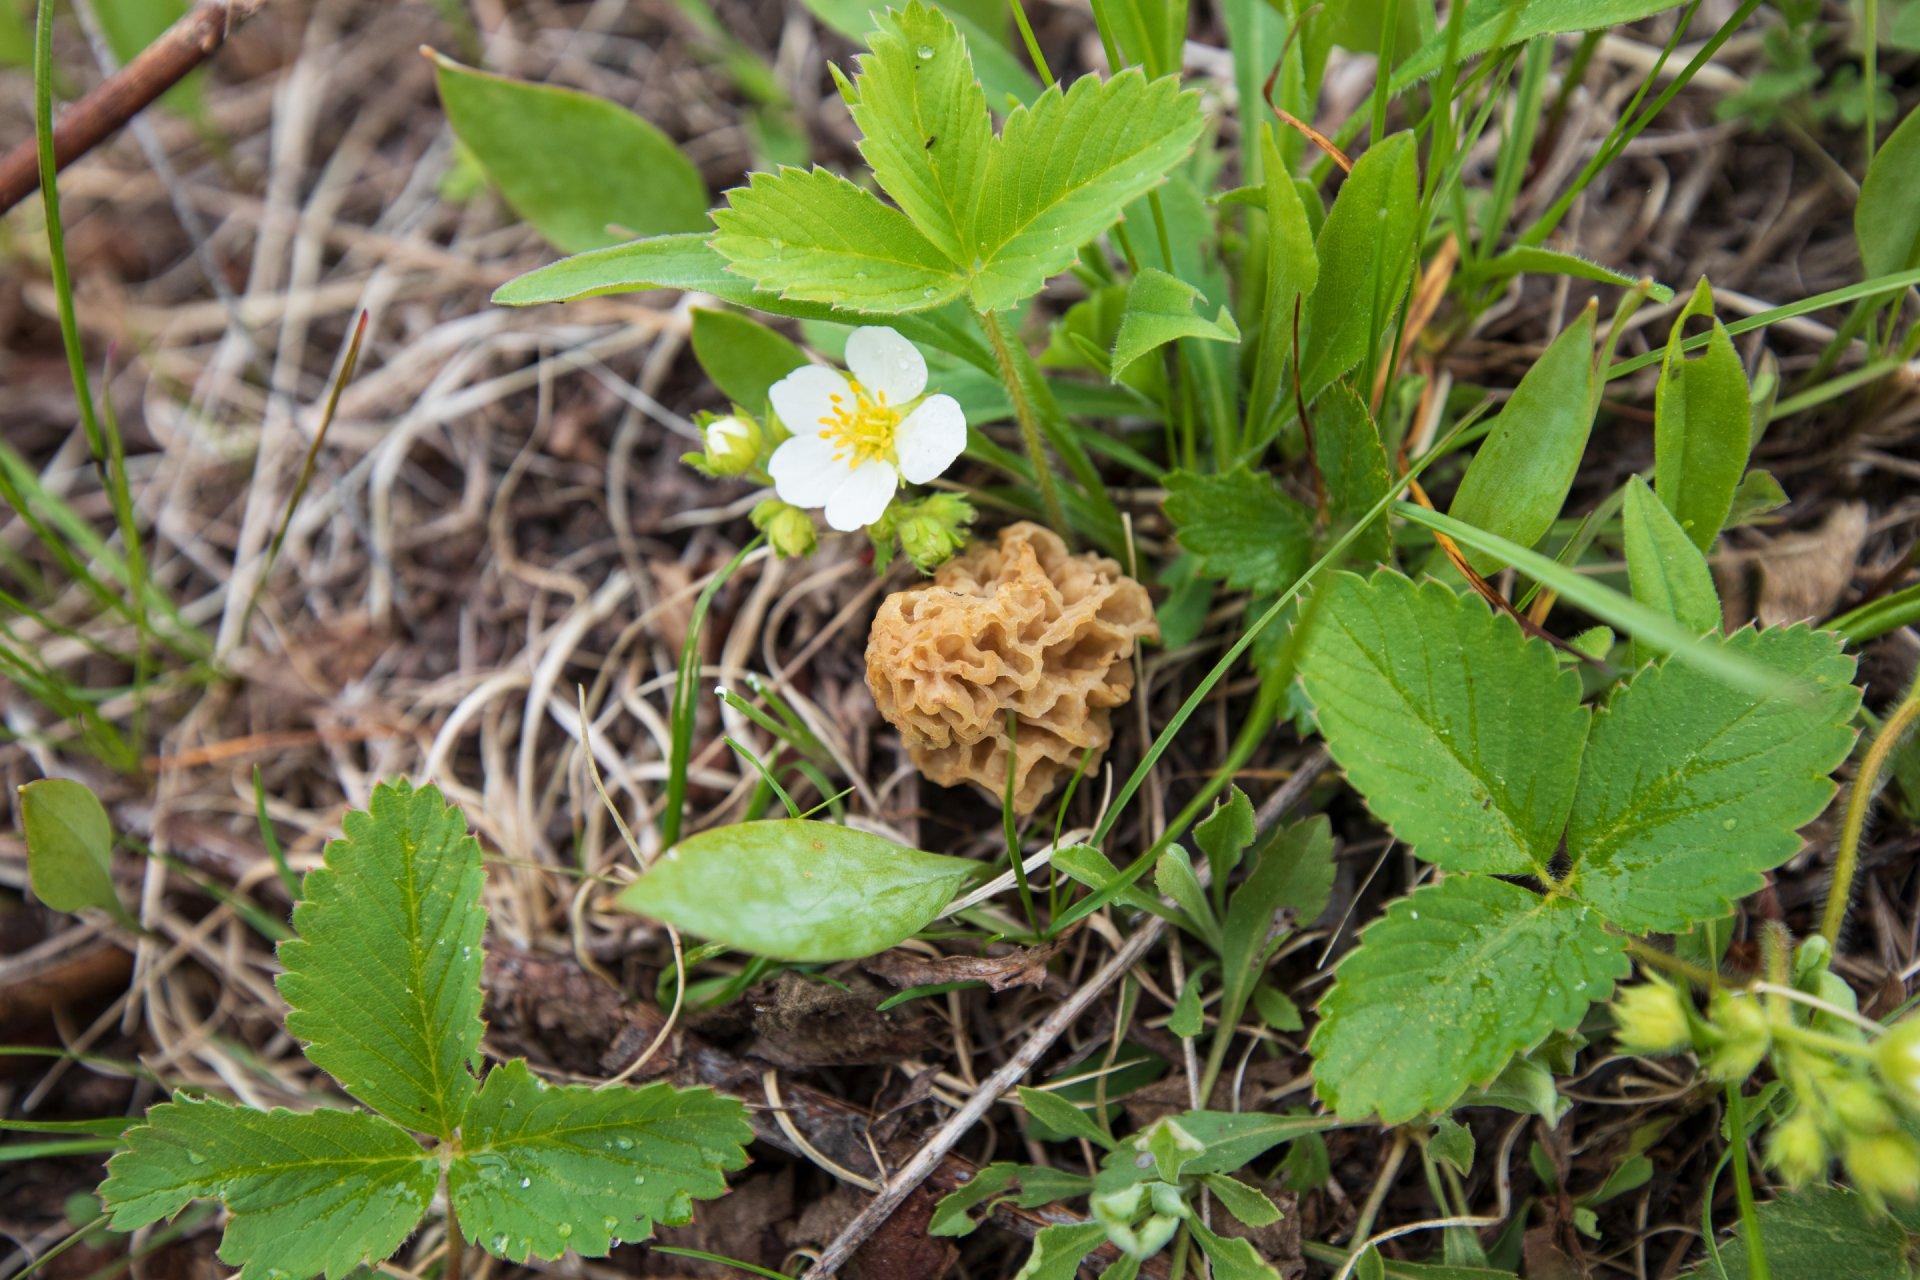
[{"xmin": 865, "ymin": 522, "xmax": 1158, "ymax": 813}]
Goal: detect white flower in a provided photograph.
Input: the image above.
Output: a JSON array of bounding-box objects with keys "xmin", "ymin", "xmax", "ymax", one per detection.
[{"xmin": 766, "ymin": 326, "xmax": 966, "ymax": 532}]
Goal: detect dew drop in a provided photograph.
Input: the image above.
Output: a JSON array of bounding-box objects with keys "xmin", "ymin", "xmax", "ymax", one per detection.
[
  {"xmin": 615, "ymin": 1136, "xmax": 635, "ymax": 1150},
  {"xmin": 916, "ymin": 44, "xmax": 934, "ymax": 58},
  {"xmin": 556, "ymin": 1223, "xmax": 573, "ymax": 1239},
  {"xmin": 520, "ymin": 1177, "xmax": 532, "ymax": 1188},
  {"xmin": 633, "ymin": 1173, "xmax": 648, "ymax": 1185},
  {"xmin": 187, "ymin": 1152, "xmax": 206, "ymax": 1165},
  {"xmin": 492, "ymin": 1236, "xmax": 509, "ymax": 1253},
  {"xmin": 1722, "ymin": 818, "xmax": 1737, "ymax": 830}
]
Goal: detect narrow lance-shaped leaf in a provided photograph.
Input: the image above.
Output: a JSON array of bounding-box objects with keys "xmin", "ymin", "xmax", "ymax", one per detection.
[
  {"xmin": 450, "ymin": 1060, "xmax": 752, "ymax": 1261},
  {"xmin": 1621, "ymin": 474, "xmax": 1720, "ymax": 666},
  {"xmin": 431, "ymin": 52, "xmax": 708, "ymax": 254},
  {"xmin": 615, "ymin": 819, "xmax": 978, "ymax": 961},
  {"xmin": 99, "ymin": 1097, "xmax": 437, "ymax": 1280},
  {"xmin": 1653, "ymin": 279, "xmax": 1752, "ymax": 551},
  {"xmin": 1310, "ymin": 876, "xmax": 1629, "ymax": 1124},
  {"xmin": 1393, "ymin": 0, "xmax": 1692, "ymax": 89},
  {"xmin": 1856, "ymin": 102, "xmax": 1920, "ymax": 280},
  {"xmin": 1447, "ymin": 301, "xmax": 1598, "ymax": 573},
  {"xmin": 1298, "ymin": 131, "xmax": 1419, "ymax": 404},
  {"xmin": 1245, "ymin": 123, "xmax": 1320, "ymax": 446},
  {"xmin": 1566, "ymin": 626, "xmax": 1859, "ymax": 933},
  {"xmin": 1297, "ymin": 571, "xmax": 1589, "ymax": 876},
  {"xmin": 277, "ymin": 780, "xmax": 486, "ymax": 1139}
]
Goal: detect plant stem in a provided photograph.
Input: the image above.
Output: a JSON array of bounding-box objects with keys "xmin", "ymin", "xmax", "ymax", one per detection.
[
  {"xmin": 979, "ymin": 308, "xmax": 1070, "ymax": 533},
  {"xmin": 1724, "ymin": 1083, "xmax": 1769, "ymax": 1280},
  {"xmin": 1620, "ymin": 933, "xmax": 1719, "ymax": 988},
  {"xmin": 444, "ymin": 1209, "xmax": 465, "ymax": 1280},
  {"xmin": 1819, "ymin": 674, "xmax": 1920, "ymax": 944}
]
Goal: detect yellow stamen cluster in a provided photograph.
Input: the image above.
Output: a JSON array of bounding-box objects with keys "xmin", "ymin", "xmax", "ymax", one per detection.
[{"xmin": 820, "ymin": 381, "xmax": 901, "ymax": 466}]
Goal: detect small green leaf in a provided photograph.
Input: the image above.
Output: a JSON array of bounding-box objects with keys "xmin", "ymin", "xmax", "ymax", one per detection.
[
  {"xmin": 1725, "ymin": 469, "xmax": 1788, "ymax": 528},
  {"xmin": 615, "ymin": 819, "xmax": 977, "ymax": 961},
  {"xmin": 450, "ymin": 1060, "xmax": 750, "ymax": 1261},
  {"xmin": 1163, "ymin": 467, "xmax": 1313, "ymax": 595},
  {"xmin": 1315, "ymin": 385, "xmax": 1394, "ymax": 565},
  {"xmin": 1168, "ymin": 1110, "xmax": 1339, "ymax": 1175},
  {"xmin": 689, "ymin": 309, "xmax": 807, "ymax": 412},
  {"xmin": 929, "ymin": 1162, "xmax": 1022, "ymax": 1236},
  {"xmin": 1470, "ymin": 246, "xmax": 1674, "ymax": 302},
  {"xmin": 99, "ymin": 1096, "xmax": 437, "ymax": 1280},
  {"xmin": 431, "ymin": 53, "xmax": 708, "ymax": 254},
  {"xmin": 1154, "ymin": 846, "xmax": 1220, "ymax": 949},
  {"xmin": 1447, "ymin": 303, "xmax": 1598, "ymax": 572},
  {"xmin": 1310, "ymin": 876, "xmax": 1629, "ymax": 1123},
  {"xmin": 969, "ymin": 69, "xmax": 1206, "ymax": 312},
  {"xmin": 1653, "ymin": 280, "xmax": 1752, "ymax": 550},
  {"xmin": 1191, "ymin": 1220, "xmax": 1283, "ymax": 1280},
  {"xmin": 712, "ymin": 166, "xmax": 968, "ymax": 313},
  {"xmin": 1298, "ymin": 131, "xmax": 1419, "ymax": 403},
  {"xmin": 20, "ymin": 778, "xmax": 129, "ymax": 924},
  {"xmin": 1201, "ymin": 1174, "xmax": 1284, "ymax": 1228},
  {"xmin": 1016, "ymin": 1222, "xmax": 1109, "ymax": 1279},
  {"xmin": 1193, "ymin": 786, "xmax": 1256, "ymax": 889},
  {"xmin": 1110, "ymin": 267, "xmax": 1241, "ymax": 376},
  {"xmin": 1169, "ymin": 966, "xmax": 1209, "ymax": 1038},
  {"xmin": 1693, "ymin": 1185, "xmax": 1916, "ymax": 1280},
  {"xmin": 1254, "ymin": 983, "xmax": 1303, "ymax": 1030},
  {"xmin": 1298, "ymin": 572, "xmax": 1589, "ymax": 876},
  {"xmin": 1566, "ymin": 626, "xmax": 1860, "ymax": 932},
  {"xmin": 1621, "ymin": 475, "xmax": 1720, "ymax": 665},
  {"xmin": 1218, "ymin": 818, "xmax": 1333, "ymax": 1034},
  {"xmin": 1393, "ymin": 0, "xmax": 1692, "ymax": 89},
  {"xmin": 1429, "ymin": 1116, "xmax": 1474, "ymax": 1176},
  {"xmin": 1857, "ymin": 103, "xmax": 1920, "ymax": 280},
  {"xmin": 1017, "ymin": 1086, "xmax": 1116, "ymax": 1151},
  {"xmin": 277, "ymin": 780, "xmax": 486, "ymax": 1140}
]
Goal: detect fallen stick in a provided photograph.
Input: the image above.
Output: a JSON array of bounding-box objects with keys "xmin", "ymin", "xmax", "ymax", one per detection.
[{"xmin": 0, "ymin": 0, "xmax": 269, "ymax": 217}]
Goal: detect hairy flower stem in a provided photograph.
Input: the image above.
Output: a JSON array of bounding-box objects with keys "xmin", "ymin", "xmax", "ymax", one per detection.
[
  {"xmin": 444, "ymin": 1207, "xmax": 465, "ymax": 1280},
  {"xmin": 980, "ymin": 308, "xmax": 1070, "ymax": 534},
  {"xmin": 1820, "ymin": 674, "xmax": 1920, "ymax": 944}
]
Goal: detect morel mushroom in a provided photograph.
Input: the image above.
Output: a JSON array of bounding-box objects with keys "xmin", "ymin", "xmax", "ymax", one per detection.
[{"xmin": 866, "ymin": 522, "xmax": 1157, "ymax": 813}]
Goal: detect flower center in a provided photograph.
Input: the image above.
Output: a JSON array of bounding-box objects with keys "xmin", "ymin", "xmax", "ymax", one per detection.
[{"xmin": 819, "ymin": 381, "xmax": 901, "ymax": 467}]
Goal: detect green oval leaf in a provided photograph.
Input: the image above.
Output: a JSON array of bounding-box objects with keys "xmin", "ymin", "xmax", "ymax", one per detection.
[
  {"xmin": 615, "ymin": 820, "xmax": 978, "ymax": 961},
  {"xmin": 690, "ymin": 308, "xmax": 807, "ymax": 413},
  {"xmin": 20, "ymin": 777, "xmax": 131, "ymax": 924},
  {"xmin": 1653, "ymin": 279, "xmax": 1752, "ymax": 551},
  {"xmin": 1857, "ymin": 103, "xmax": 1920, "ymax": 279},
  {"xmin": 431, "ymin": 52, "xmax": 708, "ymax": 254}
]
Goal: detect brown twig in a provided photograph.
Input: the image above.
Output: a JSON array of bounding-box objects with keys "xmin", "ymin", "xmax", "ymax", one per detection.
[{"xmin": 0, "ymin": 0, "xmax": 269, "ymax": 216}]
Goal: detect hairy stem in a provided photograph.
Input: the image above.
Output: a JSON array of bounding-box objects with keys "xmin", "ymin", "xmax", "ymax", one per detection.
[
  {"xmin": 444, "ymin": 1204, "xmax": 465, "ymax": 1280},
  {"xmin": 979, "ymin": 308, "xmax": 1070, "ymax": 533},
  {"xmin": 1819, "ymin": 675, "xmax": 1920, "ymax": 944}
]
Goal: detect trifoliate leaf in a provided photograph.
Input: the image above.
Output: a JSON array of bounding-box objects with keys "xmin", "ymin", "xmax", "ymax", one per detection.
[
  {"xmin": 449, "ymin": 1061, "xmax": 751, "ymax": 1262},
  {"xmin": 99, "ymin": 1096, "xmax": 436, "ymax": 1280},
  {"xmin": 278, "ymin": 780, "xmax": 486, "ymax": 1139},
  {"xmin": 1310, "ymin": 877, "xmax": 1629, "ymax": 1123},
  {"xmin": 1110, "ymin": 268, "xmax": 1241, "ymax": 376},
  {"xmin": 1297, "ymin": 572, "xmax": 1590, "ymax": 876},
  {"xmin": 847, "ymin": 1, "xmax": 991, "ymax": 264},
  {"xmin": 1163, "ymin": 467, "xmax": 1313, "ymax": 596},
  {"xmin": 1566, "ymin": 626, "xmax": 1859, "ymax": 933},
  {"xmin": 712, "ymin": 166, "xmax": 968, "ymax": 313},
  {"xmin": 969, "ymin": 69, "xmax": 1205, "ymax": 312}
]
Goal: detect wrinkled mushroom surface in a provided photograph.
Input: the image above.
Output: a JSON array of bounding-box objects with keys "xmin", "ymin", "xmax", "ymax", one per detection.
[{"xmin": 866, "ymin": 522, "xmax": 1157, "ymax": 813}]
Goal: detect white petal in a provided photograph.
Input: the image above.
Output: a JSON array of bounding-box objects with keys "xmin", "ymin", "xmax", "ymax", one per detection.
[
  {"xmin": 824, "ymin": 460, "xmax": 899, "ymax": 531},
  {"xmin": 705, "ymin": 415, "xmax": 749, "ymax": 451},
  {"xmin": 769, "ymin": 435, "xmax": 849, "ymax": 509},
  {"xmin": 893, "ymin": 394, "xmax": 967, "ymax": 484},
  {"xmin": 769, "ymin": 365, "xmax": 852, "ymax": 438},
  {"xmin": 845, "ymin": 326, "xmax": 926, "ymax": 404}
]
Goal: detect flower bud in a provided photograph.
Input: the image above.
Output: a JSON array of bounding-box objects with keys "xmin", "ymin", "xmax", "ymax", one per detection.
[
  {"xmin": 1704, "ymin": 990, "xmax": 1770, "ymax": 1081},
  {"xmin": 893, "ymin": 493, "xmax": 976, "ymax": 573},
  {"xmin": 1132, "ymin": 1214, "xmax": 1180, "ymax": 1258},
  {"xmin": 1845, "ymin": 1130, "xmax": 1920, "ymax": 1201},
  {"xmin": 1765, "ymin": 1109, "xmax": 1828, "ymax": 1186},
  {"xmin": 687, "ymin": 413, "xmax": 762, "ymax": 477},
  {"xmin": 1612, "ymin": 979, "xmax": 1693, "ymax": 1056},
  {"xmin": 1875, "ymin": 1017, "xmax": 1920, "ymax": 1109},
  {"xmin": 750, "ymin": 499, "xmax": 817, "ymax": 559},
  {"xmin": 1830, "ymin": 1078, "xmax": 1897, "ymax": 1135}
]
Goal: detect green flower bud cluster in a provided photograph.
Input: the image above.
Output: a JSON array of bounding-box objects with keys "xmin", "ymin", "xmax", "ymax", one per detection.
[
  {"xmin": 867, "ymin": 493, "xmax": 977, "ymax": 573},
  {"xmin": 1090, "ymin": 1178, "xmax": 1187, "ymax": 1260}
]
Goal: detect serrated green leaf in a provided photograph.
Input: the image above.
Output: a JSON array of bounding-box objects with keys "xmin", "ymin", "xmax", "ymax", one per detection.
[
  {"xmin": 1393, "ymin": 0, "xmax": 1690, "ymax": 89},
  {"xmin": 1163, "ymin": 467, "xmax": 1313, "ymax": 596},
  {"xmin": 1191, "ymin": 1220, "xmax": 1283, "ymax": 1280},
  {"xmin": 278, "ymin": 780, "xmax": 485, "ymax": 1139},
  {"xmin": 1566, "ymin": 627, "xmax": 1860, "ymax": 932},
  {"xmin": 1201, "ymin": 1174, "xmax": 1284, "ymax": 1228},
  {"xmin": 1653, "ymin": 280, "xmax": 1752, "ymax": 551},
  {"xmin": 431, "ymin": 53, "xmax": 707, "ymax": 254},
  {"xmin": 1194, "ymin": 786, "xmax": 1256, "ymax": 889},
  {"xmin": 1298, "ymin": 131, "xmax": 1418, "ymax": 403},
  {"xmin": 1297, "ymin": 572, "xmax": 1589, "ymax": 875},
  {"xmin": 450, "ymin": 1061, "xmax": 750, "ymax": 1262},
  {"xmin": 1447, "ymin": 304, "xmax": 1598, "ymax": 573},
  {"xmin": 802, "ymin": 0, "xmax": 1039, "ymax": 107},
  {"xmin": 848, "ymin": 2, "xmax": 991, "ymax": 263},
  {"xmin": 1693, "ymin": 1185, "xmax": 1917, "ymax": 1280},
  {"xmin": 1429, "ymin": 1116, "xmax": 1474, "ymax": 1176},
  {"xmin": 1622, "ymin": 475, "xmax": 1720, "ymax": 666},
  {"xmin": 712, "ymin": 166, "xmax": 967, "ymax": 312},
  {"xmin": 1016, "ymin": 1222, "xmax": 1109, "ymax": 1279},
  {"xmin": 1857, "ymin": 104, "xmax": 1920, "ymax": 280},
  {"xmin": 969, "ymin": 70, "xmax": 1205, "ymax": 312},
  {"xmin": 99, "ymin": 1096, "xmax": 436, "ymax": 1280},
  {"xmin": 615, "ymin": 819, "xmax": 977, "ymax": 961},
  {"xmin": 1315, "ymin": 384, "xmax": 1394, "ymax": 565},
  {"xmin": 20, "ymin": 777, "xmax": 131, "ymax": 924},
  {"xmin": 1310, "ymin": 877, "xmax": 1629, "ymax": 1123},
  {"xmin": 1110, "ymin": 268, "xmax": 1241, "ymax": 376},
  {"xmin": 689, "ymin": 308, "xmax": 807, "ymax": 412},
  {"xmin": 1018, "ymin": 1086, "xmax": 1116, "ymax": 1151}
]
